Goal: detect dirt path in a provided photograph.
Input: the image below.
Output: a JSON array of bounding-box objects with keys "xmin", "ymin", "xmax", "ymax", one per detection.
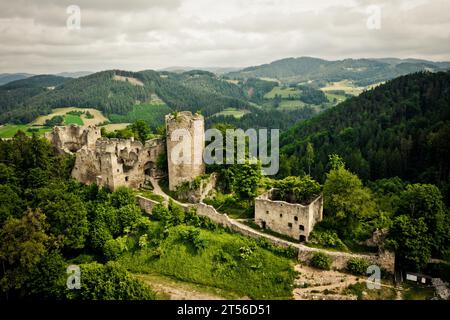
[
  {"xmin": 293, "ymin": 265, "xmax": 361, "ymax": 300},
  {"xmin": 149, "ymin": 177, "xmax": 190, "ymax": 208},
  {"xmin": 135, "ymin": 274, "xmax": 243, "ymax": 300}
]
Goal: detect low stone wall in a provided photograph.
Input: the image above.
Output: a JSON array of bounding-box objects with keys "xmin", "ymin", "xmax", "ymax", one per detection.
[
  {"xmin": 136, "ymin": 195, "xmax": 395, "ymax": 274},
  {"xmin": 195, "ymin": 202, "xmax": 233, "ymax": 227},
  {"xmin": 297, "ymin": 247, "xmax": 395, "ymax": 274},
  {"xmin": 136, "ymin": 195, "xmax": 160, "ymax": 215}
]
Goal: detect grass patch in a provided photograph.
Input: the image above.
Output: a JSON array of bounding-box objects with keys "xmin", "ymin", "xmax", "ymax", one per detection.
[
  {"xmin": 64, "ymin": 114, "xmax": 84, "ymax": 125},
  {"xmin": 32, "ymin": 107, "xmax": 108, "ymax": 126},
  {"xmin": 108, "ymin": 103, "xmax": 172, "ymax": 129},
  {"xmin": 118, "ymin": 222, "xmax": 297, "ymax": 299},
  {"xmin": 0, "ymin": 124, "xmax": 51, "ymax": 138},
  {"xmin": 264, "ymin": 86, "xmax": 300, "ymax": 99},
  {"xmin": 212, "ymin": 108, "xmax": 250, "ymax": 119},
  {"xmin": 278, "ymin": 100, "xmax": 307, "ymax": 110},
  {"xmin": 138, "ymin": 190, "xmax": 165, "ymax": 203}
]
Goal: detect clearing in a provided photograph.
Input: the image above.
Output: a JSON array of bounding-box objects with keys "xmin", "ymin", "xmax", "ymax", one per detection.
[
  {"xmin": 212, "ymin": 108, "xmax": 250, "ymax": 119},
  {"xmin": 108, "ymin": 102, "xmax": 172, "ymax": 128},
  {"xmin": 264, "ymin": 86, "xmax": 301, "ymax": 99},
  {"xmin": 101, "ymin": 123, "xmax": 131, "ymax": 132},
  {"xmin": 32, "ymin": 107, "xmax": 108, "ymax": 126},
  {"xmin": 320, "ymin": 80, "xmax": 365, "ymax": 96},
  {"xmin": 113, "ymin": 75, "xmax": 144, "ymax": 87}
]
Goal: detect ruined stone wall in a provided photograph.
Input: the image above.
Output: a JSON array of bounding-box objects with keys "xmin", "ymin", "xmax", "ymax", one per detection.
[
  {"xmin": 136, "ymin": 195, "xmax": 161, "ymax": 215},
  {"xmin": 174, "ymin": 173, "xmax": 218, "ymax": 203},
  {"xmin": 165, "ymin": 112, "xmax": 205, "ymax": 191},
  {"xmin": 254, "ymin": 190, "xmax": 323, "ymax": 241},
  {"xmin": 45, "ymin": 125, "xmax": 101, "ymax": 154},
  {"xmin": 72, "ymin": 136, "xmax": 165, "ymax": 191}
]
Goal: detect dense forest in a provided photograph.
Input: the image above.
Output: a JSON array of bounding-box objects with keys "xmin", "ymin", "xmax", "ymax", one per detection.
[{"xmin": 279, "ymin": 71, "xmax": 450, "ymax": 204}]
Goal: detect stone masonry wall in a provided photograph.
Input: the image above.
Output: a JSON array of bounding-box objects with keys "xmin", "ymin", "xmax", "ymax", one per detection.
[
  {"xmin": 136, "ymin": 195, "xmax": 161, "ymax": 215},
  {"xmin": 45, "ymin": 125, "xmax": 101, "ymax": 154},
  {"xmin": 165, "ymin": 112, "xmax": 205, "ymax": 191},
  {"xmin": 72, "ymin": 134, "xmax": 165, "ymax": 191},
  {"xmin": 255, "ymin": 190, "xmax": 323, "ymax": 242}
]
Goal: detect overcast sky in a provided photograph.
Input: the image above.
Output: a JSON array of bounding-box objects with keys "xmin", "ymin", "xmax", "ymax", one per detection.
[{"xmin": 0, "ymin": 0, "xmax": 449, "ymax": 74}]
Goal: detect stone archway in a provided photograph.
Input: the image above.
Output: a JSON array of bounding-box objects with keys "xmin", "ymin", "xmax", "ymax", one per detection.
[{"xmin": 144, "ymin": 161, "xmax": 156, "ymax": 177}]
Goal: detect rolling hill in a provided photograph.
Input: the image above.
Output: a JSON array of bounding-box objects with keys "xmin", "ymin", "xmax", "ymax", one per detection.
[
  {"xmin": 0, "ymin": 69, "xmax": 252, "ymax": 124},
  {"xmin": 226, "ymin": 57, "xmax": 450, "ymax": 86}
]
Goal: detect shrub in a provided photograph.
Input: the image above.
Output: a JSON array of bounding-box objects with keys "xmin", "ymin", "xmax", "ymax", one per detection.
[
  {"xmin": 310, "ymin": 252, "xmax": 332, "ymax": 270},
  {"xmin": 309, "ymin": 230, "xmax": 348, "ymax": 251},
  {"xmin": 179, "ymin": 227, "xmax": 207, "ymax": 251},
  {"xmin": 103, "ymin": 237, "xmax": 128, "ymax": 260},
  {"xmin": 346, "ymin": 258, "xmax": 370, "ymax": 275},
  {"xmin": 66, "ymin": 262, "xmax": 156, "ymax": 300}
]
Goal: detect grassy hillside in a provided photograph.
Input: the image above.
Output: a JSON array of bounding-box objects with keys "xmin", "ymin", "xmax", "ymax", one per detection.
[{"xmin": 118, "ymin": 222, "xmax": 297, "ymax": 299}]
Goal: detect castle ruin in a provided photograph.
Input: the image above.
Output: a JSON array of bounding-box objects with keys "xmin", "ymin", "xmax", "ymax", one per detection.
[
  {"xmin": 46, "ymin": 111, "xmax": 323, "ymax": 244},
  {"xmin": 255, "ymin": 189, "xmax": 323, "ymax": 242},
  {"xmin": 45, "ymin": 111, "xmax": 205, "ymax": 191}
]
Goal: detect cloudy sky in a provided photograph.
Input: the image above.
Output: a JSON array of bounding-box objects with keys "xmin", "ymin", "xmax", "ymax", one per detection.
[{"xmin": 0, "ymin": 0, "xmax": 449, "ymax": 73}]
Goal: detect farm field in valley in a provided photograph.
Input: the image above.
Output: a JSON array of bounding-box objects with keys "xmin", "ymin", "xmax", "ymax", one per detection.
[{"xmin": 32, "ymin": 107, "xmax": 108, "ymax": 126}]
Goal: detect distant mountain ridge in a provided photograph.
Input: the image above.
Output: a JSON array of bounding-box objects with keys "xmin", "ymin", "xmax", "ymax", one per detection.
[
  {"xmin": 0, "ymin": 71, "xmax": 92, "ymax": 86},
  {"xmin": 226, "ymin": 57, "xmax": 450, "ymax": 86},
  {"xmin": 0, "ymin": 73, "xmax": 34, "ymax": 86}
]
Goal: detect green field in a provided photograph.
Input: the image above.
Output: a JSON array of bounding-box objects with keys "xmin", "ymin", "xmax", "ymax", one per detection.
[
  {"xmin": 0, "ymin": 125, "xmax": 51, "ymax": 138},
  {"xmin": 64, "ymin": 114, "xmax": 84, "ymax": 125},
  {"xmin": 264, "ymin": 86, "xmax": 301, "ymax": 99},
  {"xmin": 212, "ymin": 108, "xmax": 250, "ymax": 119},
  {"xmin": 324, "ymin": 92, "xmax": 347, "ymax": 104},
  {"xmin": 108, "ymin": 103, "xmax": 172, "ymax": 128},
  {"xmin": 278, "ymin": 100, "xmax": 307, "ymax": 110}
]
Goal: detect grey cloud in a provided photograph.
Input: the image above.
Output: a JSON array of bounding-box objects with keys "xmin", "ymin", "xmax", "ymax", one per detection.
[{"xmin": 0, "ymin": 0, "xmax": 449, "ymax": 73}]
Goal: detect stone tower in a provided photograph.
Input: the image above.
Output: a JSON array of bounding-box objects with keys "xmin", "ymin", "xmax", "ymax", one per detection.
[{"xmin": 165, "ymin": 111, "xmax": 205, "ymax": 191}]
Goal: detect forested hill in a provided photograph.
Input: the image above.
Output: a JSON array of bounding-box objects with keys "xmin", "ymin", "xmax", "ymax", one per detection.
[
  {"xmin": 0, "ymin": 75, "xmax": 70, "ymax": 123},
  {"xmin": 226, "ymin": 57, "xmax": 450, "ymax": 86},
  {"xmin": 0, "ymin": 69, "xmax": 250, "ymax": 124},
  {"xmin": 280, "ymin": 71, "xmax": 450, "ymax": 202}
]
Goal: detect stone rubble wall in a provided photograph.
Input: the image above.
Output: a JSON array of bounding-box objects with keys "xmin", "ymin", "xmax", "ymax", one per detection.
[{"xmin": 136, "ymin": 195, "xmax": 161, "ymax": 215}]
